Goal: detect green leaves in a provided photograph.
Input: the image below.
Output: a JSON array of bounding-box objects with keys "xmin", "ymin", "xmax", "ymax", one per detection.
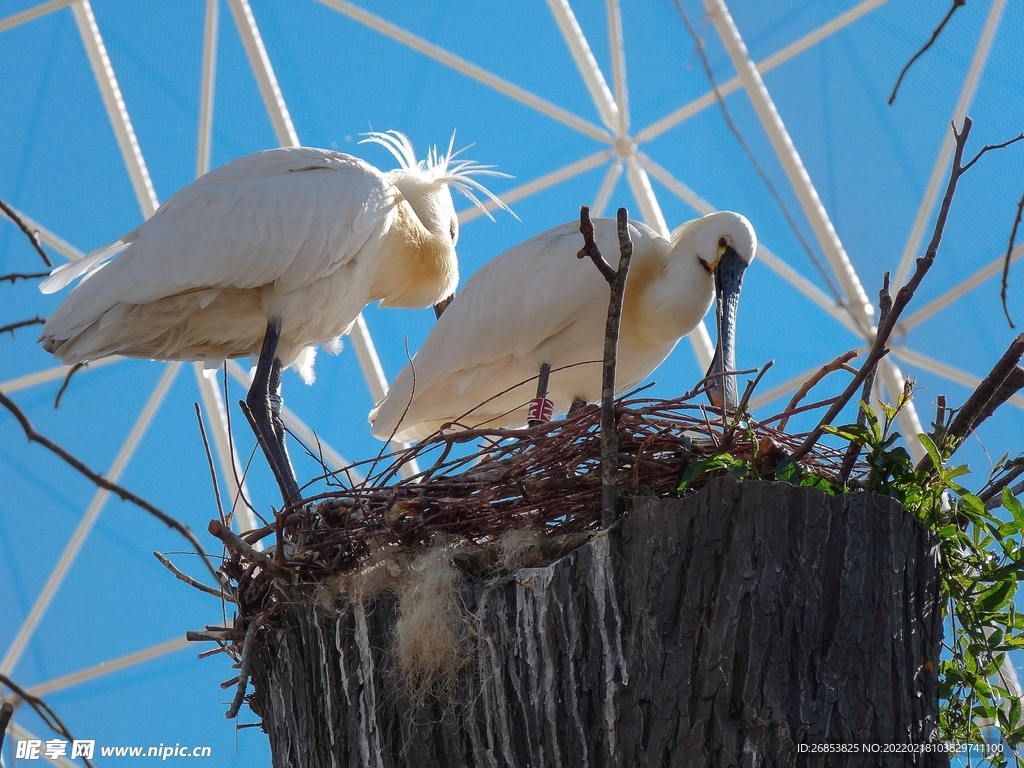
[
  {"xmin": 819, "ymin": 396, "xmax": 1024, "ymax": 762},
  {"xmin": 676, "ymin": 452, "xmax": 750, "ymax": 491}
]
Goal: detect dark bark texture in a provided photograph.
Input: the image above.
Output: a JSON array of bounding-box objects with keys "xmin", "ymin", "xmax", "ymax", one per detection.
[{"xmin": 249, "ymin": 478, "xmax": 943, "ymax": 767}]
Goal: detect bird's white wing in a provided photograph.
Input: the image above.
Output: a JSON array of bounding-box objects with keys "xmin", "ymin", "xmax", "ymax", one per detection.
[
  {"xmin": 43, "ymin": 148, "xmax": 395, "ymax": 328},
  {"xmin": 372, "ymin": 218, "xmax": 664, "ymax": 437}
]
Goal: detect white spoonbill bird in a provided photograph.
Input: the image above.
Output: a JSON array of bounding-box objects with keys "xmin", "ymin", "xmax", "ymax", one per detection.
[
  {"xmin": 39, "ymin": 131, "xmax": 509, "ymax": 502},
  {"xmin": 369, "ymin": 211, "xmax": 756, "ymax": 443}
]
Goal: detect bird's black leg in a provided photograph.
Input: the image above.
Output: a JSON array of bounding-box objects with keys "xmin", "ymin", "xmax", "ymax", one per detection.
[
  {"xmin": 245, "ymin": 319, "xmax": 300, "ymax": 504},
  {"xmin": 267, "ymin": 356, "xmax": 298, "ymax": 494}
]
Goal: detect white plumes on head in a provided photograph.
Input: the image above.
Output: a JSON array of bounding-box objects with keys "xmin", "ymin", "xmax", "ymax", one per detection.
[{"xmin": 360, "ymin": 130, "xmax": 515, "ymax": 220}]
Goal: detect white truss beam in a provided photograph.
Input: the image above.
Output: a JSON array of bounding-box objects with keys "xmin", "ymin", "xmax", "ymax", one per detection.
[
  {"xmin": 196, "ymin": 0, "xmax": 219, "ymax": 179},
  {"xmin": 606, "ymin": 0, "xmax": 628, "ymax": 136},
  {"xmin": 72, "ymin": 0, "xmax": 158, "ymax": 217},
  {"xmin": 0, "ymin": 0, "xmax": 75, "ymax": 34},
  {"xmin": 637, "ymin": 0, "xmax": 891, "ymax": 144},
  {"xmin": 892, "ymin": 0, "xmax": 1008, "ymax": 290},
  {"xmin": 546, "ymin": 0, "xmax": 619, "ymax": 132},
  {"xmin": 319, "ymin": 0, "xmax": 610, "ymax": 143},
  {"xmin": 1, "ymin": 362, "xmax": 181, "ymax": 675},
  {"xmin": 26, "ymin": 637, "xmax": 189, "ymax": 697},
  {"xmin": 458, "ymin": 149, "xmax": 615, "ymax": 223},
  {"xmin": 225, "ymin": 0, "xmax": 298, "ymax": 147},
  {"xmin": 901, "ymin": 244, "xmax": 1024, "ymax": 333}
]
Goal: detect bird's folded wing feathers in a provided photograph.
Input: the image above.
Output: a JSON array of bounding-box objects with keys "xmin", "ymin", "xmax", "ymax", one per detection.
[
  {"xmin": 42, "ymin": 148, "xmax": 395, "ymax": 326},
  {"xmin": 399, "ymin": 219, "xmax": 661, "ymax": 389}
]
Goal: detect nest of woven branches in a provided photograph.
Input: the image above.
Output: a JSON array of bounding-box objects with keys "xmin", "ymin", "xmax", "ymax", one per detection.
[{"xmin": 224, "ymin": 387, "xmax": 852, "ymax": 591}]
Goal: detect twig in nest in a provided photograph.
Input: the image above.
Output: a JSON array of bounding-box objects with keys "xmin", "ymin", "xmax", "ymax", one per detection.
[
  {"xmin": 1, "ymin": 271, "xmax": 49, "ymax": 284},
  {"xmin": 793, "ymin": 118, "xmax": 1023, "ymax": 462},
  {"xmin": 226, "ymin": 620, "xmax": 258, "ymax": 719},
  {"xmin": 54, "ymin": 362, "xmax": 86, "ymax": 409},
  {"xmin": 154, "ymin": 551, "xmax": 234, "ymax": 601},
  {"xmin": 0, "ymin": 316, "xmax": 45, "ymax": 338},
  {"xmin": 577, "ymin": 206, "xmax": 633, "ymax": 527},
  {"xmin": 0, "ymin": 674, "xmax": 94, "ymax": 768},
  {"xmin": 208, "ymin": 519, "xmax": 290, "ymax": 579},
  {"xmin": 1002, "ymin": 191, "xmax": 1024, "ymax": 328},
  {"xmin": 0, "ymin": 389, "xmax": 219, "ymax": 582},
  {"xmin": 721, "ymin": 361, "xmax": 775, "ymax": 451},
  {"xmin": 777, "ymin": 350, "xmax": 859, "ymax": 432},
  {"xmin": 839, "ymin": 275, "xmax": 895, "ymax": 482},
  {"xmin": 888, "ymin": 0, "xmax": 966, "ymax": 106},
  {"xmin": 0, "ymin": 197, "xmax": 52, "ymax": 267}
]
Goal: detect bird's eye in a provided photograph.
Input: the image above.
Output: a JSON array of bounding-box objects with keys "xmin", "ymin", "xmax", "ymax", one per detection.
[
  {"xmin": 718, "ymin": 237, "xmax": 728, "ymax": 248},
  {"xmin": 449, "ymin": 222, "xmax": 457, "ymax": 242}
]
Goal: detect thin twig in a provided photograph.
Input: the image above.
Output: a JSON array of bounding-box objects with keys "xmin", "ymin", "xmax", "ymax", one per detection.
[
  {"xmin": 208, "ymin": 519, "xmax": 290, "ymax": 579},
  {"xmin": 0, "ymin": 388, "xmax": 219, "ymax": 582},
  {"xmin": 793, "ymin": 118, "xmax": 1021, "ymax": 461},
  {"xmin": 1, "ymin": 271, "xmax": 49, "ymax": 284},
  {"xmin": 221, "ymin": 365, "xmax": 263, "ymax": 527},
  {"xmin": 888, "ymin": 0, "xmax": 966, "ymax": 105},
  {"xmin": 1002, "ymin": 191, "xmax": 1024, "ymax": 328},
  {"xmin": 0, "ymin": 316, "xmax": 45, "ymax": 338},
  {"xmin": 0, "ymin": 197, "xmax": 53, "ymax": 266},
  {"xmin": 54, "ymin": 362, "xmax": 85, "ymax": 409},
  {"xmin": 195, "ymin": 403, "xmax": 226, "ymax": 524},
  {"xmin": 154, "ymin": 551, "xmax": 234, "ymax": 601},
  {"xmin": 0, "ymin": 674, "xmax": 94, "ymax": 768},
  {"xmin": 777, "ymin": 350, "xmax": 859, "ymax": 432},
  {"xmin": 575, "ymin": 207, "xmax": 617, "ymax": 282},
  {"xmin": 226, "ymin": 620, "xmax": 258, "ymax": 719}
]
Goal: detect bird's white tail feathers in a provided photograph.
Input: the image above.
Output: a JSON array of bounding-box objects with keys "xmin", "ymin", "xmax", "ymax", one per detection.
[{"xmin": 40, "ymin": 234, "xmax": 135, "ymax": 294}]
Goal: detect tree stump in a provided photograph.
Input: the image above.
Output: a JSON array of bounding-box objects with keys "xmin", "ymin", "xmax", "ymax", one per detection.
[{"xmin": 248, "ymin": 477, "xmax": 943, "ymax": 767}]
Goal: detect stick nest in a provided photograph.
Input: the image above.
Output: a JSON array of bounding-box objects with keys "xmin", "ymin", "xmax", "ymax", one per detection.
[{"xmin": 235, "ymin": 392, "xmax": 851, "ymax": 590}]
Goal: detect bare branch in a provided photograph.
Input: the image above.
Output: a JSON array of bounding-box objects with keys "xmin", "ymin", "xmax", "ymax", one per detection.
[
  {"xmin": 195, "ymin": 403, "xmax": 226, "ymax": 525},
  {"xmin": 1, "ymin": 271, "xmax": 49, "ymax": 284},
  {"xmin": 0, "ymin": 197, "xmax": 53, "ymax": 267},
  {"xmin": 575, "ymin": 205, "xmax": 617, "ymax": 283},
  {"xmin": 579, "ymin": 206, "xmax": 634, "ymax": 528},
  {"xmin": 1002, "ymin": 191, "xmax": 1024, "ymax": 328},
  {"xmin": 53, "ymin": 362, "xmax": 85, "ymax": 409},
  {"xmin": 888, "ymin": 0, "xmax": 966, "ymax": 105},
  {"xmin": 226, "ymin": 620, "xmax": 258, "ymax": 719},
  {"xmin": 961, "ymin": 132, "xmax": 1024, "ymax": 174},
  {"xmin": 777, "ymin": 350, "xmax": 859, "ymax": 432},
  {"xmin": 154, "ymin": 551, "xmax": 234, "ymax": 602},
  {"xmin": 918, "ymin": 334, "xmax": 1024, "ymax": 473},
  {"xmin": 793, "ymin": 118, "xmax": 1021, "ymax": 461},
  {"xmin": 0, "ymin": 316, "xmax": 45, "ymax": 338},
  {"xmin": 0, "ymin": 674, "xmax": 94, "ymax": 768},
  {"xmin": 208, "ymin": 519, "xmax": 290, "ymax": 579},
  {"xmin": 0, "ymin": 388, "xmax": 219, "ymax": 582}
]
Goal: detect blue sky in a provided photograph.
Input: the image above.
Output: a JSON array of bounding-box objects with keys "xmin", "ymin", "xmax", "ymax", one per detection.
[{"xmin": 2, "ymin": 0, "xmax": 1023, "ymax": 763}]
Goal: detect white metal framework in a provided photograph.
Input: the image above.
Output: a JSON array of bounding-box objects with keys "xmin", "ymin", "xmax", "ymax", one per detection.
[{"xmin": 1, "ymin": 0, "xmax": 1019, "ymax": 754}]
